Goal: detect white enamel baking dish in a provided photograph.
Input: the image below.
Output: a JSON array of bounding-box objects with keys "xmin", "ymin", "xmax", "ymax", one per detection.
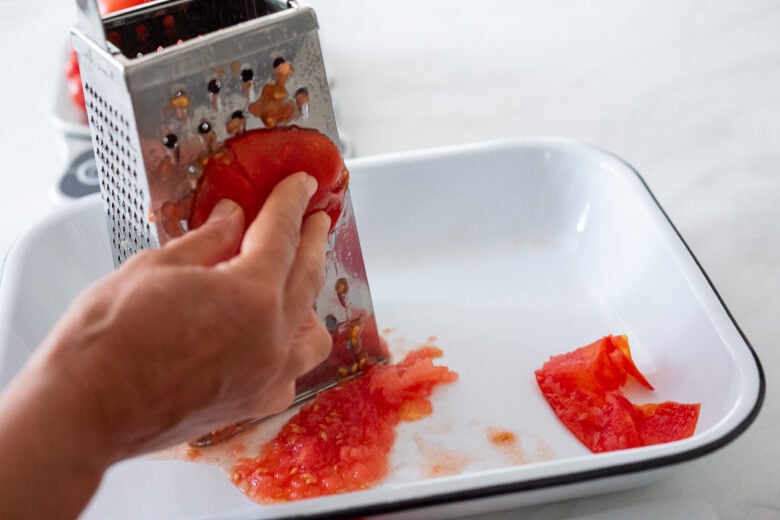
[{"xmin": 0, "ymin": 139, "xmax": 763, "ymax": 519}]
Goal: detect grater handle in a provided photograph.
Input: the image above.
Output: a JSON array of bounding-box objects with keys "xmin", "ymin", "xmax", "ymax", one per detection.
[{"xmin": 75, "ymin": 0, "xmax": 108, "ymax": 49}]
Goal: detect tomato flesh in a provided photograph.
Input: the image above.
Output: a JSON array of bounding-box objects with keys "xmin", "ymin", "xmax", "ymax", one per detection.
[
  {"xmin": 189, "ymin": 127, "xmax": 347, "ymax": 232},
  {"xmin": 535, "ymin": 335, "xmax": 700, "ymax": 453},
  {"xmin": 231, "ymin": 347, "xmax": 458, "ymax": 503}
]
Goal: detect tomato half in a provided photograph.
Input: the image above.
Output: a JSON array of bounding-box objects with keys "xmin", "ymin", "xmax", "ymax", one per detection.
[{"xmin": 189, "ymin": 127, "xmax": 348, "ymax": 232}]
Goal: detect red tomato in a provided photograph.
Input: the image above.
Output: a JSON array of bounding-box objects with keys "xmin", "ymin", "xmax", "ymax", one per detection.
[
  {"xmin": 189, "ymin": 127, "xmax": 348, "ymax": 232},
  {"xmin": 535, "ymin": 335, "xmax": 700, "ymax": 453}
]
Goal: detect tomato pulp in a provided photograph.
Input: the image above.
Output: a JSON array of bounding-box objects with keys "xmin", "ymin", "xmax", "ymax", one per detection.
[
  {"xmin": 231, "ymin": 347, "xmax": 458, "ymax": 503},
  {"xmin": 535, "ymin": 335, "xmax": 700, "ymax": 453},
  {"xmin": 189, "ymin": 127, "xmax": 348, "ymax": 232}
]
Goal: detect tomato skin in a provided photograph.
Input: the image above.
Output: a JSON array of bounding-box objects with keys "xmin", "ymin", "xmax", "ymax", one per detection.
[
  {"xmin": 535, "ymin": 335, "xmax": 700, "ymax": 453},
  {"xmin": 536, "ymin": 335, "xmax": 652, "ymax": 395},
  {"xmin": 631, "ymin": 401, "xmax": 701, "ymax": 445},
  {"xmin": 189, "ymin": 127, "xmax": 347, "ymax": 232}
]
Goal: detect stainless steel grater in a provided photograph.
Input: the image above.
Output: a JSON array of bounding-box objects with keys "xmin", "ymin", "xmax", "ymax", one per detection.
[{"xmin": 71, "ymin": 0, "xmax": 386, "ymax": 443}]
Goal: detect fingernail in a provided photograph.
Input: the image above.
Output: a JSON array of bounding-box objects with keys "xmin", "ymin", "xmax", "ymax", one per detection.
[{"xmin": 208, "ymin": 199, "xmax": 240, "ymax": 222}]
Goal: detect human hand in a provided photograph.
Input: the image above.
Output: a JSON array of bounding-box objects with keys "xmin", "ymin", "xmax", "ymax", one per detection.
[
  {"xmin": 0, "ymin": 172, "xmax": 332, "ymax": 519},
  {"xmin": 38, "ymin": 171, "xmax": 332, "ymax": 458}
]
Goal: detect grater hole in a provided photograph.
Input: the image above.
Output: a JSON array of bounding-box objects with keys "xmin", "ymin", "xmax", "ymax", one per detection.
[{"xmin": 84, "ymin": 92, "xmax": 153, "ymax": 263}]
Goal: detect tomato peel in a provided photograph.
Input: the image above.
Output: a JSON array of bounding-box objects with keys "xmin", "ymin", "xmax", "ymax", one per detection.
[{"xmin": 535, "ymin": 335, "xmax": 700, "ymax": 453}]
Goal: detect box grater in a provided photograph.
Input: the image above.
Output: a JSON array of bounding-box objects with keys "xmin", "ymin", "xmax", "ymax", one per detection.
[{"xmin": 71, "ymin": 0, "xmax": 386, "ymax": 444}]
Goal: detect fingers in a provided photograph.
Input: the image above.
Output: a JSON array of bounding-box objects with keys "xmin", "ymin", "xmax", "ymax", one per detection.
[
  {"xmin": 285, "ymin": 310, "xmax": 334, "ymax": 378},
  {"xmin": 283, "ymin": 211, "xmax": 330, "ymax": 321},
  {"xmin": 245, "ymin": 311, "xmax": 332, "ymax": 420},
  {"xmin": 232, "ymin": 172, "xmax": 317, "ymax": 280},
  {"xmin": 156, "ymin": 199, "xmax": 245, "ymax": 266},
  {"xmin": 252, "ymin": 381, "xmax": 298, "ymax": 418}
]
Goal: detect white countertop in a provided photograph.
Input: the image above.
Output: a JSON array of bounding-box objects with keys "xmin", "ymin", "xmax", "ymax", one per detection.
[{"xmin": 1, "ymin": 1, "xmax": 778, "ymax": 518}]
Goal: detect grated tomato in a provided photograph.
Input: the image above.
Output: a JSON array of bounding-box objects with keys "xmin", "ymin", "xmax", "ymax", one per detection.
[{"xmin": 231, "ymin": 347, "xmax": 457, "ymax": 502}]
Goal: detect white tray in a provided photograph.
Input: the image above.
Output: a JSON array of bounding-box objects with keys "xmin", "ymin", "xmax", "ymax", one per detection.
[{"xmin": 0, "ymin": 139, "xmax": 763, "ymax": 519}]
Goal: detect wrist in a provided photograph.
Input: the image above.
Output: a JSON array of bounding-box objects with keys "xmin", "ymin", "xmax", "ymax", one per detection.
[
  {"xmin": 34, "ymin": 326, "xmax": 123, "ymax": 469},
  {"xmin": 0, "ymin": 345, "xmax": 114, "ymax": 518}
]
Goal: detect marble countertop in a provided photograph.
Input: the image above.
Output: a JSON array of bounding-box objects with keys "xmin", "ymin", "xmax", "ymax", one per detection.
[{"xmin": 1, "ymin": 1, "xmax": 778, "ymax": 518}]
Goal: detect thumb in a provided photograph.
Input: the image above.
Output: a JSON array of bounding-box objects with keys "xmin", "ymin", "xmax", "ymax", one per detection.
[{"xmin": 158, "ymin": 199, "xmax": 246, "ymax": 266}]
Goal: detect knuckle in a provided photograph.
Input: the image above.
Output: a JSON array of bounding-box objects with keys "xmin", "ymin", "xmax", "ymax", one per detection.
[
  {"xmin": 197, "ymin": 224, "xmax": 233, "ymax": 250},
  {"xmin": 312, "ymin": 323, "xmax": 334, "ymax": 362},
  {"xmin": 253, "ymin": 284, "xmax": 283, "ymax": 314},
  {"xmin": 261, "ymin": 382, "xmax": 296, "ymax": 417}
]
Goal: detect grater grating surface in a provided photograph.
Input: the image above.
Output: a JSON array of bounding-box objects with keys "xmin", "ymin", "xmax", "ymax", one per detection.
[
  {"xmin": 72, "ymin": 0, "xmax": 386, "ymax": 444},
  {"xmin": 83, "ymin": 82, "xmax": 156, "ymax": 262}
]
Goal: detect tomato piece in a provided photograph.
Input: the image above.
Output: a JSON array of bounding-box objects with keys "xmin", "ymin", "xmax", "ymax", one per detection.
[
  {"xmin": 535, "ymin": 335, "xmax": 700, "ymax": 453},
  {"xmin": 631, "ymin": 401, "xmax": 701, "ymax": 446},
  {"xmin": 189, "ymin": 127, "xmax": 348, "ymax": 232},
  {"xmin": 535, "ymin": 335, "xmax": 652, "ymax": 397},
  {"xmin": 608, "ymin": 334, "xmax": 653, "ymax": 390}
]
